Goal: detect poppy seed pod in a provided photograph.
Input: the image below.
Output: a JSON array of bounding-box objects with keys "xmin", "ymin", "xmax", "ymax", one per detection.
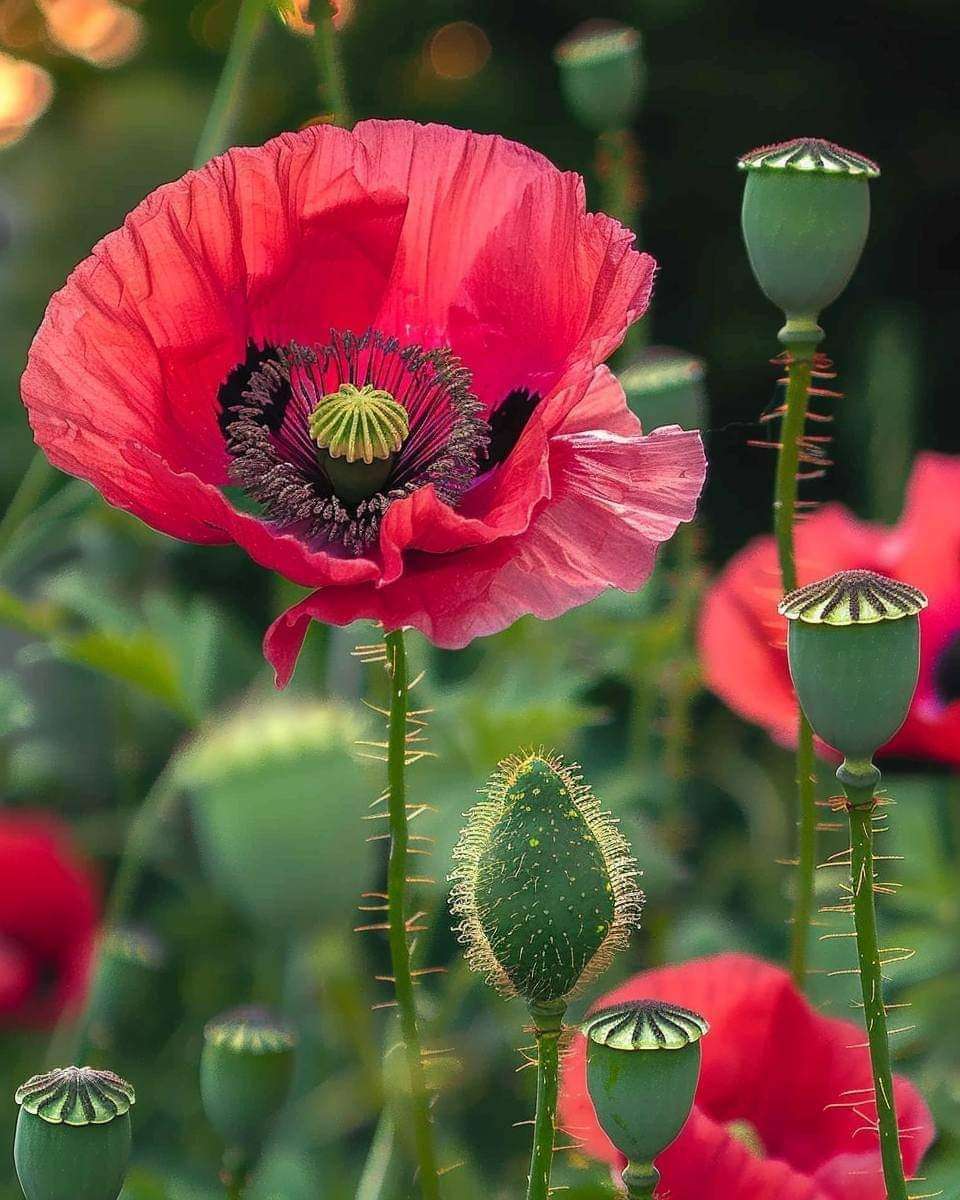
[
  {"xmin": 738, "ymin": 138, "xmax": 879, "ymax": 343},
  {"xmin": 14, "ymin": 1066, "xmax": 134, "ymax": 1200},
  {"xmin": 618, "ymin": 347, "xmax": 707, "ymax": 431},
  {"xmin": 554, "ymin": 22, "xmax": 644, "ymax": 132},
  {"xmin": 582, "ymin": 1001, "xmax": 708, "ymax": 1195},
  {"xmin": 780, "ymin": 570, "xmax": 927, "ymax": 764},
  {"xmin": 85, "ymin": 926, "xmax": 168, "ymax": 1049},
  {"xmin": 450, "ymin": 751, "xmax": 643, "ymax": 1015},
  {"xmin": 200, "ymin": 1008, "xmax": 297, "ymax": 1159}
]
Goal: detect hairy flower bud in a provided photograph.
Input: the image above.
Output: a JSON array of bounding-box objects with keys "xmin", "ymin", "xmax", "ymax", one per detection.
[
  {"xmin": 554, "ymin": 22, "xmax": 644, "ymax": 132},
  {"xmin": 738, "ymin": 138, "xmax": 878, "ymax": 344},
  {"xmin": 14, "ymin": 1066, "xmax": 134, "ymax": 1200},
  {"xmin": 780, "ymin": 569, "xmax": 926, "ymax": 764},
  {"xmin": 450, "ymin": 751, "xmax": 642, "ymax": 1016},
  {"xmin": 200, "ymin": 1007, "xmax": 297, "ymax": 1161},
  {"xmin": 582, "ymin": 1002, "xmax": 707, "ymax": 1195}
]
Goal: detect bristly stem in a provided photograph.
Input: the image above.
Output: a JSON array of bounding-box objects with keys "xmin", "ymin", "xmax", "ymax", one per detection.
[
  {"xmin": 384, "ymin": 629, "xmax": 439, "ymax": 1200},
  {"xmin": 843, "ymin": 771, "xmax": 909, "ymax": 1200},
  {"xmin": 775, "ymin": 344, "xmax": 818, "ymax": 989},
  {"xmin": 526, "ymin": 1005, "xmax": 565, "ymax": 1200},
  {"xmin": 194, "ymin": 0, "xmax": 268, "ymax": 168},
  {"xmin": 313, "ymin": 1, "xmax": 352, "ymax": 127}
]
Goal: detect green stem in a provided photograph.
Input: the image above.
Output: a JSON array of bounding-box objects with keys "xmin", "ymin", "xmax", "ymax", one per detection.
[
  {"xmin": 0, "ymin": 453, "xmax": 55, "ymax": 563},
  {"xmin": 526, "ymin": 1007, "xmax": 565, "ymax": 1200},
  {"xmin": 622, "ymin": 1162, "xmax": 660, "ymax": 1200},
  {"xmin": 384, "ymin": 630, "xmax": 439, "ymax": 1200},
  {"xmin": 843, "ymin": 771, "xmax": 908, "ymax": 1200},
  {"xmin": 597, "ymin": 128, "xmax": 646, "ymax": 356},
  {"xmin": 774, "ymin": 344, "xmax": 819, "ymax": 989},
  {"xmin": 194, "ymin": 0, "xmax": 268, "ymax": 168},
  {"xmin": 313, "ymin": 3, "xmax": 352, "ymax": 127}
]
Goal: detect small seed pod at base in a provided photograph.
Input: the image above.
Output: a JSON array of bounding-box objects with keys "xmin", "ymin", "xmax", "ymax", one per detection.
[
  {"xmin": 200, "ymin": 1007, "xmax": 297, "ymax": 1159},
  {"xmin": 554, "ymin": 21, "xmax": 644, "ymax": 132},
  {"xmin": 14, "ymin": 1066, "xmax": 134, "ymax": 1200},
  {"xmin": 582, "ymin": 1002, "xmax": 708, "ymax": 1193},
  {"xmin": 450, "ymin": 751, "xmax": 643, "ymax": 1015},
  {"xmin": 780, "ymin": 570, "xmax": 926, "ymax": 764},
  {"xmin": 738, "ymin": 138, "xmax": 879, "ymax": 343}
]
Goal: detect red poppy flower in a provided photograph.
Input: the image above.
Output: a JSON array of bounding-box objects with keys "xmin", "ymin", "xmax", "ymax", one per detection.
[
  {"xmin": 0, "ymin": 813, "xmax": 98, "ymax": 1026},
  {"xmin": 21, "ymin": 121, "xmax": 705, "ymax": 684},
  {"xmin": 699, "ymin": 453, "xmax": 960, "ymax": 765},
  {"xmin": 559, "ymin": 953, "xmax": 934, "ymax": 1199}
]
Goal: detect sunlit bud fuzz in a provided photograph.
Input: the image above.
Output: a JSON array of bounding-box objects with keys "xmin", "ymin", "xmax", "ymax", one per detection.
[
  {"xmin": 618, "ymin": 347, "xmax": 706, "ymax": 431},
  {"xmin": 309, "ymin": 382, "xmax": 409, "ymax": 505},
  {"xmin": 200, "ymin": 1008, "xmax": 297, "ymax": 1165},
  {"xmin": 450, "ymin": 751, "xmax": 643, "ymax": 1019},
  {"xmin": 554, "ymin": 21, "xmax": 644, "ymax": 133},
  {"xmin": 738, "ymin": 138, "xmax": 879, "ymax": 345},
  {"xmin": 86, "ymin": 927, "xmax": 168, "ymax": 1050},
  {"xmin": 582, "ymin": 1002, "xmax": 707, "ymax": 1197},
  {"xmin": 180, "ymin": 700, "xmax": 371, "ymax": 932},
  {"xmin": 14, "ymin": 1066, "xmax": 134, "ymax": 1200},
  {"xmin": 780, "ymin": 570, "xmax": 926, "ymax": 768}
]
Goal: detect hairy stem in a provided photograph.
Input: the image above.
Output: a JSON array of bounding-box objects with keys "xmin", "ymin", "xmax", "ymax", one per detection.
[
  {"xmin": 526, "ymin": 1007, "xmax": 565, "ymax": 1200},
  {"xmin": 843, "ymin": 773, "xmax": 908, "ymax": 1200},
  {"xmin": 313, "ymin": 2, "xmax": 352, "ymax": 126},
  {"xmin": 774, "ymin": 345, "xmax": 819, "ymax": 989},
  {"xmin": 384, "ymin": 630, "xmax": 439, "ymax": 1200},
  {"xmin": 194, "ymin": 0, "xmax": 268, "ymax": 167}
]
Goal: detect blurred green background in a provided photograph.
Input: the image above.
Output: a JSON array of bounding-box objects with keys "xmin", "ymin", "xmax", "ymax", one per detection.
[{"xmin": 1, "ymin": 0, "xmax": 959, "ymax": 1196}]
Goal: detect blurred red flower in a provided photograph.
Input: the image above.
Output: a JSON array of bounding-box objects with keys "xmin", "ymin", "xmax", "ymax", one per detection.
[
  {"xmin": 559, "ymin": 953, "xmax": 934, "ymax": 1199},
  {"xmin": 21, "ymin": 121, "xmax": 705, "ymax": 685},
  {"xmin": 0, "ymin": 813, "xmax": 98, "ymax": 1026},
  {"xmin": 699, "ymin": 453, "xmax": 960, "ymax": 765}
]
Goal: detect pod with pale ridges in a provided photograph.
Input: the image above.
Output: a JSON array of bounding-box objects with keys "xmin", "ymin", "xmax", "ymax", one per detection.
[
  {"xmin": 582, "ymin": 1001, "xmax": 708, "ymax": 1198},
  {"xmin": 450, "ymin": 750, "xmax": 643, "ymax": 1016},
  {"xmin": 554, "ymin": 21, "xmax": 644, "ymax": 132},
  {"xmin": 738, "ymin": 137, "xmax": 879, "ymax": 344},
  {"xmin": 13, "ymin": 1066, "xmax": 134, "ymax": 1200},
  {"xmin": 200, "ymin": 1007, "xmax": 297, "ymax": 1165},
  {"xmin": 780, "ymin": 569, "xmax": 927, "ymax": 764}
]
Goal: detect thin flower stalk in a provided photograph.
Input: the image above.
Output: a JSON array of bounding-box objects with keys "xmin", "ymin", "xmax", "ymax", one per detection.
[
  {"xmin": 384, "ymin": 629, "xmax": 440, "ymax": 1200},
  {"xmin": 774, "ymin": 345, "xmax": 819, "ymax": 988},
  {"xmin": 526, "ymin": 1007, "xmax": 564, "ymax": 1200}
]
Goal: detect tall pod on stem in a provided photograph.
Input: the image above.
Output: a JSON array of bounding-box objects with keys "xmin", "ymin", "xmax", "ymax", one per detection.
[
  {"xmin": 451, "ymin": 751, "xmax": 643, "ymax": 1200},
  {"xmin": 738, "ymin": 136, "xmax": 879, "ymax": 987},
  {"xmin": 581, "ymin": 1002, "xmax": 708, "ymax": 1199},
  {"xmin": 780, "ymin": 568, "xmax": 927, "ymax": 1200}
]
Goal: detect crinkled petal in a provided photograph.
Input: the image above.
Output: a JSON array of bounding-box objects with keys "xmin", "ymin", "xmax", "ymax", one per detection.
[
  {"xmin": 23, "ymin": 124, "xmax": 407, "ymax": 533},
  {"xmin": 265, "ymin": 422, "xmax": 704, "ymax": 683}
]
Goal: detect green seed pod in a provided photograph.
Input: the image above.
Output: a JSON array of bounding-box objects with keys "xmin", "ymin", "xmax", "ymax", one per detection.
[
  {"xmin": 738, "ymin": 138, "xmax": 879, "ymax": 344},
  {"xmin": 582, "ymin": 1002, "xmax": 707, "ymax": 1194},
  {"xmin": 450, "ymin": 751, "xmax": 643, "ymax": 1015},
  {"xmin": 618, "ymin": 347, "xmax": 706, "ymax": 431},
  {"xmin": 554, "ymin": 22, "xmax": 644, "ymax": 133},
  {"xmin": 14, "ymin": 1066, "xmax": 134, "ymax": 1200},
  {"xmin": 181, "ymin": 700, "xmax": 373, "ymax": 932},
  {"xmin": 780, "ymin": 570, "xmax": 927, "ymax": 763},
  {"xmin": 200, "ymin": 1007, "xmax": 297, "ymax": 1159},
  {"xmin": 85, "ymin": 927, "xmax": 168, "ymax": 1050}
]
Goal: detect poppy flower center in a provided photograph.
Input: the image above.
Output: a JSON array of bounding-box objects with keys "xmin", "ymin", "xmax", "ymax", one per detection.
[
  {"xmin": 220, "ymin": 329, "xmax": 489, "ymax": 555},
  {"xmin": 934, "ymin": 629, "xmax": 960, "ymax": 705}
]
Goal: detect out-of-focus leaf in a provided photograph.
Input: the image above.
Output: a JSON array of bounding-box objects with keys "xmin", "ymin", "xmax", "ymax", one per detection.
[{"xmin": 0, "ymin": 672, "xmax": 33, "ymax": 736}]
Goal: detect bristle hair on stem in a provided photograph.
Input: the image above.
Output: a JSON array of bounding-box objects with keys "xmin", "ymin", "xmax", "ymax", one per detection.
[{"xmin": 449, "ymin": 749, "xmax": 643, "ymax": 1005}]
